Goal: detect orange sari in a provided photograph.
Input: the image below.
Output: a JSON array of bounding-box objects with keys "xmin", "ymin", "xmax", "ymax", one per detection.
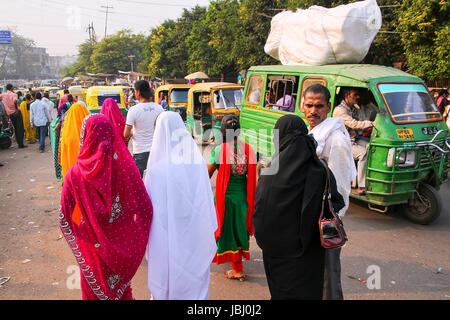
[{"xmin": 60, "ymin": 103, "xmax": 89, "ymax": 180}]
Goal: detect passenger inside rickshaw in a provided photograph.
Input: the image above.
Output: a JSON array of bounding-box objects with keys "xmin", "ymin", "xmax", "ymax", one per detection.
[
  {"xmin": 264, "ymin": 76, "xmax": 299, "ymax": 112},
  {"xmin": 334, "ymin": 87, "xmax": 378, "ymax": 195},
  {"xmin": 193, "ymin": 92, "xmax": 211, "ymax": 120}
]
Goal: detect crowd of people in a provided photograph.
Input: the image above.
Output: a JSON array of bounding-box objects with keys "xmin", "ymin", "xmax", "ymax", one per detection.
[
  {"xmin": 0, "ymin": 80, "xmax": 448, "ymax": 300},
  {"xmin": 52, "ymin": 80, "xmax": 354, "ymax": 300}
]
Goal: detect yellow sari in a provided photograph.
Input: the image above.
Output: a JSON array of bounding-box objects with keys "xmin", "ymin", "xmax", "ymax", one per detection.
[
  {"xmin": 20, "ymin": 101, "xmax": 36, "ymax": 142},
  {"xmin": 60, "ymin": 103, "xmax": 90, "ymax": 180}
]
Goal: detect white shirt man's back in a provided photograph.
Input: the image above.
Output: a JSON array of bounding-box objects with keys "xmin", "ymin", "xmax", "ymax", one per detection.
[{"xmin": 126, "ymin": 102, "xmax": 163, "ymax": 154}]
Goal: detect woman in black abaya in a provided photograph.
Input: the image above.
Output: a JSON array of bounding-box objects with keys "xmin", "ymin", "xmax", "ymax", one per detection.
[{"xmin": 253, "ymin": 115, "xmax": 344, "ymax": 300}]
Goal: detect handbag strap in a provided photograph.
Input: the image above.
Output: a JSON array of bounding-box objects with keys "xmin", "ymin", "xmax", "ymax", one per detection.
[
  {"xmin": 319, "ymin": 159, "xmax": 332, "ymax": 201},
  {"xmin": 319, "ymin": 159, "xmax": 340, "ymax": 221}
]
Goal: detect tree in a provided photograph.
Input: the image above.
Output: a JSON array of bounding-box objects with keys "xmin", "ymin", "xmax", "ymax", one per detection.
[
  {"xmin": 397, "ymin": 0, "xmax": 450, "ymax": 81},
  {"xmin": 91, "ymin": 30, "xmax": 146, "ymax": 74},
  {"xmin": 143, "ymin": 6, "xmax": 208, "ymax": 79},
  {"xmin": 145, "ymin": 20, "xmax": 178, "ymax": 79}
]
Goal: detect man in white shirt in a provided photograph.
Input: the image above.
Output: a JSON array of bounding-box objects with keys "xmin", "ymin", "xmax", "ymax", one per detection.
[
  {"xmin": 124, "ymin": 80, "xmax": 164, "ymax": 177},
  {"xmin": 30, "ymin": 92, "xmax": 51, "ymax": 153},
  {"xmin": 42, "ymin": 92, "xmax": 55, "ymax": 121},
  {"xmin": 302, "ymin": 84, "xmax": 356, "ymax": 300}
]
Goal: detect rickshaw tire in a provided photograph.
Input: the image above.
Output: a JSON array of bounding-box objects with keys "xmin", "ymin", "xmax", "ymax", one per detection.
[
  {"xmin": 402, "ymin": 183, "xmax": 441, "ymax": 225},
  {"xmin": 0, "ymin": 137, "xmax": 11, "ymax": 149}
]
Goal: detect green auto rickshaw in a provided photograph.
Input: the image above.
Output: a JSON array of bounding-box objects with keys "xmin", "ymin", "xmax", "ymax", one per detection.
[
  {"xmin": 185, "ymin": 82, "xmax": 243, "ymax": 144},
  {"xmin": 239, "ymin": 64, "xmax": 449, "ymax": 225}
]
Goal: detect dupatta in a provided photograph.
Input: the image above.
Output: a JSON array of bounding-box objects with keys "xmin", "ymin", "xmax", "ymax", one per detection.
[
  {"xmin": 60, "ymin": 114, "xmax": 153, "ymax": 300},
  {"xmin": 214, "ymin": 140, "xmax": 257, "ymax": 241},
  {"xmin": 60, "ymin": 103, "xmax": 89, "ymax": 180}
]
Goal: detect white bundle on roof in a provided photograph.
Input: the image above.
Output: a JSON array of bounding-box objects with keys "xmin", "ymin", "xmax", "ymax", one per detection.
[{"xmin": 265, "ymin": 0, "xmax": 382, "ymax": 66}]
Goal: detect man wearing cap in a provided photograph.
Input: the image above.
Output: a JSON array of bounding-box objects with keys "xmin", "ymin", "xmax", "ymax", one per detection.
[{"xmin": 124, "ymin": 80, "xmax": 164, "ymax": 177}]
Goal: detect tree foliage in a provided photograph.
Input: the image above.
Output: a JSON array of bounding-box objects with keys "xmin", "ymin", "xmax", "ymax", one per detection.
[
  {"xmin": 63, "ymin": 30, "xmax": 145, "ymax": 77},
  {"xmin": 397, "ymin": 0, "xmax": 449, "ymax": 81}
]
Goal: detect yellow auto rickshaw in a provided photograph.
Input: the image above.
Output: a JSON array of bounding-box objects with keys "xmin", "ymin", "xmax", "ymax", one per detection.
[
  {"xmin": 42, "ymin": 86, "xmax": 60, "ymax": 104},
  {"xmin": 155, "ymin": 84, "xmax": 193, "ymax": 120},
  {"xmin": 186, "ymin": 82, "xmax": 244, "ymax": 143},
  {"xmin": 68, "ymin": 86, "xmax": 87, "ymax": 103},
  {"xmin": 86, "ymin": 86, "xmax": 127, "ymax": 116}
]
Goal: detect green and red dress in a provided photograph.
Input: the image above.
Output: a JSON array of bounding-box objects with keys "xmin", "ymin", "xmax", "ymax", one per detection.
[{"xmin": 210, "ymin": 140, "xmax": 257, "ymax": 267}]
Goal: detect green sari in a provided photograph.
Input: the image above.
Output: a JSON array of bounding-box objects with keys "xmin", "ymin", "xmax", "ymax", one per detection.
[{"xmin": 49, "ymin": 116, "xmax": 62, "ymax": 181}]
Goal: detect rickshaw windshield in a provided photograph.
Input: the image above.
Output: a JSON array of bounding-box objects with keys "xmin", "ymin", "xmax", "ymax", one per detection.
[
  {"xmin": 49, "ymin": 89, "xmax": 58, "ymax": 95},
  {"xmin": 98, "ymin": 95, "xmax": 121, "ymax": 107},
  {"xmin": 213, "ymin": 89, "xmax": 244, "ymax": 110},
  {"xmin": 170, "ymin": 88, "xmax": 189, "ymax": 103},
  {"xmin": 379, "ymin": 84, "xmax": 442, "ymax": 123}
]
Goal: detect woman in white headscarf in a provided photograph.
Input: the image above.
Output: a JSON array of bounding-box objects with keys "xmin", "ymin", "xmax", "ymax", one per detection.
[{"xmin": 144, "ymin": 111, "xmax": 218, "ymax": 300}]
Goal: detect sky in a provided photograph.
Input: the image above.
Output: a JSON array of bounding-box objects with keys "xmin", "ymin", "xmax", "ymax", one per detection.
[{"xmin": 0, "ymin": 0, "xmax": 211, "ymax": 56}]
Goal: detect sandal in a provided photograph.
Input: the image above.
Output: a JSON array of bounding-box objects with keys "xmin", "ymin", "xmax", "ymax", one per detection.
[{"xmin": 225, "ymin": 270, "xmax": 245, "ymax": 282}]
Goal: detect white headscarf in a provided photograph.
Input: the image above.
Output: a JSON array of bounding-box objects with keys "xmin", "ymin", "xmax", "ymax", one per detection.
[{"xmin": 144, "ymin": 111, "xmax": 218, "ymax": 300}]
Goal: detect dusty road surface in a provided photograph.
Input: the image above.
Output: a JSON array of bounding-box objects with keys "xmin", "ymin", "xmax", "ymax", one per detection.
[{"xmin": 0, "ymin": 137, "xmax": 449, "ymax": 300}]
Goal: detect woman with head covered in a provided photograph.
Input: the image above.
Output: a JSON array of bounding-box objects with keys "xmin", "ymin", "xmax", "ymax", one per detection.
[
  {"xmin": 145, "ymin": 111, "xmax": 217, "ymax": 300},
  {"xmin": 101, "ymin": 98, "xmax": 126, "ymax": 144},
  {"xmin": 253, "ymin": 115, "xmax": 344, "ymax": 300},
  {"xmin": 207, "ymin": 115, "xmax": 257, "ymax": 281},
  {"xmin": 59, "ymin": 102, "xmax": 89, "ymax": 180},
  {"xmin": 59, "ymin": 114, "xmax": 153, "ymax": 300}
]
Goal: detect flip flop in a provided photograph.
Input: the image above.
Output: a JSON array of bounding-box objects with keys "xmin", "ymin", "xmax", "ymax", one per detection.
[{"xmin": 224, "ymin": 270, "xmax": 245, "ymax": 282}]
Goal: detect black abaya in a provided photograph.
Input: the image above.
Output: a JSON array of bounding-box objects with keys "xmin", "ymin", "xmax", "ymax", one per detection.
[{"xmin": 253, "ymin": 115, "xmax": 344, "ymax": 300}]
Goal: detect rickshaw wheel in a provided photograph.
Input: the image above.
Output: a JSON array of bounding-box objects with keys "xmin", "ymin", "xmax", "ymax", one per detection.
[
  {"xmin": 0, "ymin": 136, "xmax": 11, "ymax": 149},
  {"xmin": 402, "ymin": 183, "xmax": 441, "ymax": 225}
]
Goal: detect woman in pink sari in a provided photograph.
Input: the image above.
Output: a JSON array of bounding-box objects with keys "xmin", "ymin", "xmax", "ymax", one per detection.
[
  {"xmin": 59, "ymin": 114, "xmax": 153, "ymax": 300},
  {"xmin": 100, "ymin": 98, "xmax": 126, "ymax": 143}
]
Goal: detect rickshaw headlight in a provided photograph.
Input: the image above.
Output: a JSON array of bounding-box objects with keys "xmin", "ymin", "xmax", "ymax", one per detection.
[
  {"xmin": 397, "ymin": 151, "xmax": 406, "ymax": 164},
  {"xmin": 387, "ymin": 149, "xmax": 417, "ymax": 168}
]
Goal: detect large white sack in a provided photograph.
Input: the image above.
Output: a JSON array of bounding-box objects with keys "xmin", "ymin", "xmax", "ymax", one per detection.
[
  {"xmin": 265, "ymin": 0, "xmax": 382, "ymax": 66},
  {"xmin": 264, "ymin": 10, "xmax": 293, "ymax": 61}
]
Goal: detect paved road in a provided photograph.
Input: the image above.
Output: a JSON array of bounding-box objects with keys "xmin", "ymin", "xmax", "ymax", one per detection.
[{"xmin": 0, "ymin": 137, "xmax": 449, "ymax": 300}]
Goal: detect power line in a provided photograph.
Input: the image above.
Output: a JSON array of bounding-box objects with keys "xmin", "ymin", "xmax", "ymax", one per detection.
[{"xmin": 114, "ymin": 0, "xmax": 194, "ymax": 7}]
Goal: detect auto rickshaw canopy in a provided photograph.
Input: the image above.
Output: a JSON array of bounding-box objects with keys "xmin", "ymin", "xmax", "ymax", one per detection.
[{"xmin": 85, "ymin": 86, "xmax": 126, "ymax": 110}]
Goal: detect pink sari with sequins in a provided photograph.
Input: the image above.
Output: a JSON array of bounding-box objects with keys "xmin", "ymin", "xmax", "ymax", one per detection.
[
  {"xmin": 59, "ymin": 114, "xmax": 153, "ymax": 300},
  {"xmin": 100, "ymin": 98, "xmax": 126, "ymax": 143}
]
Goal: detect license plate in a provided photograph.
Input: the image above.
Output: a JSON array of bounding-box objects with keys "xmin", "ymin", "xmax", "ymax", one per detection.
[
  {"xmin": 396, "ymin": 128, "xmax": 414, "ymax": 140},
  {"xmin": 422, "ymin": 127, "xmax": 438, "ymax": 135}
]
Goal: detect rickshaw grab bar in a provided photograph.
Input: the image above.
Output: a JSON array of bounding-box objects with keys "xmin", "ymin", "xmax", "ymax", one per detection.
[{"xmin": 414, "ymin": 129, "xmax": 450, "ymax": 154}]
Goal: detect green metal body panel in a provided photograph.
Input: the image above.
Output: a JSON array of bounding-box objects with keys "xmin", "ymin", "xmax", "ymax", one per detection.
[
  {"xmin": 240, "ymin": 64, "xmax": 450, "ymax": 207},
  {"xmin": 186, "ymin": 113, "xmax": 222, "ymax": 142}
]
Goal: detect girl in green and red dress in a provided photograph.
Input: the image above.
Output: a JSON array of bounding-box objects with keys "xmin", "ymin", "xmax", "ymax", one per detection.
[{"xmin": 207, "ymin": 115, "xmax": 257, "ymax": 281}]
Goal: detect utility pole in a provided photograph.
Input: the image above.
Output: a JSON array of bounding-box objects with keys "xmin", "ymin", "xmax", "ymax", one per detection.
[
  {"xmin": 128, "ymin": 55, "xmax": 135, "ymax": 73},
  {"xmin": 101, "ymin": 5, "xmax": 114, "ymax": 38}
]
